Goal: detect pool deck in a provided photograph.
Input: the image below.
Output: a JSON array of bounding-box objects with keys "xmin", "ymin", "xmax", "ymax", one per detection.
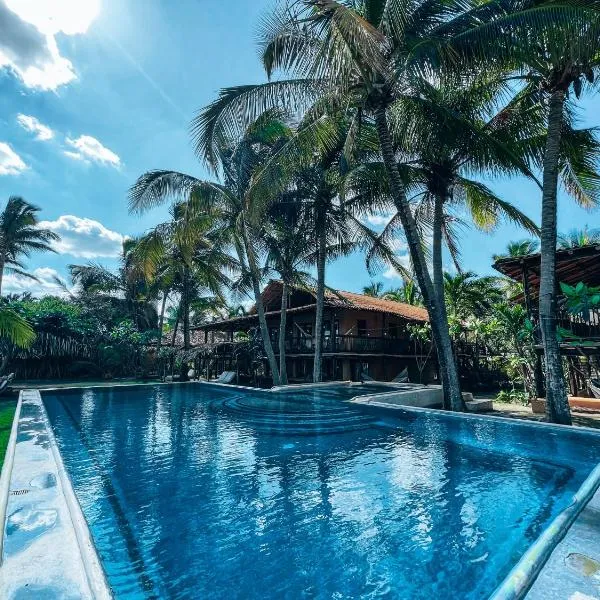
[
  {"xmin": 526, "ymin": 485, "xmax": 600, "ymax": 599},
  {"xmin": 0, "ymin": 390, "xmax": 111, "ymax": 599}
]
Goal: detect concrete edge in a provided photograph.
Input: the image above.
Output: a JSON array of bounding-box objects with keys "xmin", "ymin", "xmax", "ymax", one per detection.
[
  {"xmin": 0, "ymin": 395, "xmax": 21, "ymax": 566},
  {"xmin": 34, "ymin": 390, "xmax": 112, "ymax": 599},
  {"xmin": 489, "ymin": 462, "xmax": 600, "ymax": 600},
  {"xmin": 355, "ymin": 398, "xmax": 600, "ymax": 437},
  {"xmin": 270, "ymin": 381, "xmax": 349, "ymax": 391}
]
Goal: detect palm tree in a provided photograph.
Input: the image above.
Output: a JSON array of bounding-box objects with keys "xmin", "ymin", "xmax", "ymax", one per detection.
[
  {"xmin": 129, "ymin": 114, "xmax": 294, "ymax": 385},
  {"xmin": 558, "ymin": 227, "xmax": 600, "ymax": 249},
  {"xmin": 264, "ymin": 205, "xmax": 314, "ymax": 384},
  {"xmin": 384, "ymin": 282, "xmax": 423, "ymax": 306},
  {"xmin": 362, "ymin": 281, "xmax": 385, "ymax": 297},
  {"xmin": 443, "ymin": 272, "xmax": 503, "ymax": 322},
  {"xmin": 135, "ymin": 201, "xmax": 235, "ymax": 366},
  {"xmin": 443, "ymin": 0, "xmax": 600, "ymax": 423},
  {"xmin": 0, "ymin": 196, "xmax": 59, "ymax": 295},
  {"xmin": 69, "ymin": 239, "xmax": 158, "ymax": 331},
  {"xmin": 493, "ymin": 239, "xmax": 540, "ymax": 261}
]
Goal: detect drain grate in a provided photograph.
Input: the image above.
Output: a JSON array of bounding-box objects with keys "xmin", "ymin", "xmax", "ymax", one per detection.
[{"xmin": 10, "ymin": 489, "xmax": 30, "ymax": 496}]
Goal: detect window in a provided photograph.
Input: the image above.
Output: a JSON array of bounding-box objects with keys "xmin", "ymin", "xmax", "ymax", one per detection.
[
  {"xmin": 389, "ymin": 323, "xmax": 399, "ymax": 338},
  {"xmin": 357, "ymin": 319, "xmax": 367, "ymax": 336}
]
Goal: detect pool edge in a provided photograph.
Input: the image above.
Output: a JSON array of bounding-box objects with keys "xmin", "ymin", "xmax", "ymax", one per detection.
[{"xmin": 0, "ymin": 390, "xmax": 112, "ymax": 599}]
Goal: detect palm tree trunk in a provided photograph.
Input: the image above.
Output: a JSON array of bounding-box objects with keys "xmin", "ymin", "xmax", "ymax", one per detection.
[
  {"xmin": 540, "ymin": 89, "xmax": 571, "ymax": 425},
  {"xmin": 179, "ymin": 267, "xmax": 191, "ymax": 382},
  {"xmin": 279, "ymin": 280, "xmax": 288, "ymax": 384},
  {"xmin": 0, "ymin": 258, "xmax": 4, "ymax": 297},
  {"xmin": 432, "ymin": 192, "xmax": 453, "ymax": 407},
  {"xmin": 157, "ymin": 291, "xmax": 168, "ymax": 349},
  {"xmin": 241, "ymin": 220, "xmax": 281, "ymax": 385},
  {"xmin": 182, "ymin": 268, "xmax": 191, "ymax": 351},
  {"xmin": 374, "ymin": 105, "xmax": 463, "ymax": 411},
  {"xmin": 171, "ymin": 312, "xmax": 180, "ymax": 347},
  {"xmin": 313, "ymin": 222, "xmax": 326, "ymax": 383}
]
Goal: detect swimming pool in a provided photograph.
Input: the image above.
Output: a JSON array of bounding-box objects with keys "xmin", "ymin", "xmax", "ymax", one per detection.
[{"xmin": 43, "ymin": 383, "xmax": 600, "ymax": 599}]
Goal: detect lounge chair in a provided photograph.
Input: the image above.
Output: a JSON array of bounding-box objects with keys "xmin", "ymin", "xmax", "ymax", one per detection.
[
  {"xmin": 213, "ymin": 371, "xmax": 236, "ymax": 384},
  {"xmin": 360, "ymin": 373, "xmax": 375, "ymax": 382},
  {"xmin": 391, "ymin": 368, "xmax": 409, "ymax": 384},
  {"xmin": 589, "ymin": 378, "xmax": 600, "ymax": 399},
  {"xmin": 0, "ymin": 373, "xmax": 15, "ymax": 394}
]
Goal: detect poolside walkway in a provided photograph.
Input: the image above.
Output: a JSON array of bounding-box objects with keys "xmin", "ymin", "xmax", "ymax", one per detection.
[{"xmin": 479, "ymin": 400, "xmax": 600, "ymax": 430}]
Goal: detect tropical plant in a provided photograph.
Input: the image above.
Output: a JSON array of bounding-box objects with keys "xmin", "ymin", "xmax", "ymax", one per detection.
[
  {"xmin": 443, "ymin": 272, "xmax": 503, "ymax": 322},
  {"xmin": 362, "ymin": 281, "xmax": 385, "ymax": 297},
  {"xmin": 493, "ymin": 239, "xmax": 540, "ymax": 261},
  {"xmin": 384, "ymin": 281, "xmax": 423, "ymax": 306},
  {"xmin": 560, "ymin": 281, "xmax": 600, "ymax": 320},
  {"xmin": 69, "ymin": 239, "xmax": 159, "ymax": 332},
  {"xmin": 558, "ymin": 227, "xmax": 600, "ymax": 249},
  {"xmin": 0, "ymin": 196, "xmax": 59, "ymax": 295}
]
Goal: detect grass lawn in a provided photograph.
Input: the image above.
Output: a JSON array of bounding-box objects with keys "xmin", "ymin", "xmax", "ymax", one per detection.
[{"xmin": 0, "ymin": 399, "xmax": 16, "ymax": 467}]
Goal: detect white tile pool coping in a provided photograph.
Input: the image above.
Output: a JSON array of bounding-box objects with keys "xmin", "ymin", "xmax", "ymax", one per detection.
[
  {"xmin": 0, "ymin": 390, "xmax": 111, "ymax": 599},
  {"xmin": 0, "ymin": 381, "xmax": 598, "ymax": 599}
]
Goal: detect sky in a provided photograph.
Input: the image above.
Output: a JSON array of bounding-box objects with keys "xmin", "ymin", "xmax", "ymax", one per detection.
[{"xmin": 0, "ymin": 0, "xmax": 598, "ymax": 298}]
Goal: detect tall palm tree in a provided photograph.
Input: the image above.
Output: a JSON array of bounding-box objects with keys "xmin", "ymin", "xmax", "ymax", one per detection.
[
  {"xmin": 264, "ymin": 205, "xmax": 314, "ymax": 384},
  {"xmin": 0, "ymin": 196, "xmax": 59, "ymax": 295},
  {"xmin": 135, "ymin": 201, "xmax": 235, "ymax": 366},
  {"xmin": 444, "ymin": 0, "xmax": 600, "ymax": 423},
  {"xmin": 129, "ymin": 114, "xmax": 293, "ymax": 385}
]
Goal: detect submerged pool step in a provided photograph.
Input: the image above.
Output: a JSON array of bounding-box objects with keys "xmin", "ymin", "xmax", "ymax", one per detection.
[{"xmin": 209, "ymin": 396, "xmax": 374, "ymax": 435}]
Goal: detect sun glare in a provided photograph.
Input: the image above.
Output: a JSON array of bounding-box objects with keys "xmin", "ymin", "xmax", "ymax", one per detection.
[{"xmin": 5, "ymin": 0, "xmax": 100, "ymax": 36}]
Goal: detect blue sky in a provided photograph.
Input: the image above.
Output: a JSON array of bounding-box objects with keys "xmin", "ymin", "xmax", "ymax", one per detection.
[{"xmin": 0, "ymin": 0, "xmax": 598, "ymax": 298}]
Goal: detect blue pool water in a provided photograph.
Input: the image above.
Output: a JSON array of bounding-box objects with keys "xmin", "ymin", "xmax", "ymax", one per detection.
[{"xmin": 43, "ymin": 384, "xmax": 600, "ymax": 599}]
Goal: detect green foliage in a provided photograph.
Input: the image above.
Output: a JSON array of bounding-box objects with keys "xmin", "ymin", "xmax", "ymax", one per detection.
[
  {"xmin": 560, "ymin": 281, "xmax": 600, "ymax": 319},
  {"xmin": 496, "ymin": 389, "xmax": 529, "ymax": 405}
]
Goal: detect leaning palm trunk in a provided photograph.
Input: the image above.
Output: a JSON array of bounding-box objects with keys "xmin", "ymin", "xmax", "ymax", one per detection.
[
  {"xmin": 241, "ymin": 221, "xmax": 281, "ymax": 385},
  {"xmin": 0, "ymin": 258, "xmax": 4, "ymax": 297},
  {"xmin": 540, "ymin": 90, "xmax": 571, "ymax": 425},
  {"xmin": 374, "ymin": 106, "xmax": 463, "ymax": 411},
  {"xmin": 279, "ymin": 280, "xmax": 288, "ymax": 384},
  {"xmin": 313, "ymin": 225, "xmax": 326, "ymax": 383}
]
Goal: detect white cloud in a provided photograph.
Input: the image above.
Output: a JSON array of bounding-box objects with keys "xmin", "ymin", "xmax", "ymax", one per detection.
[
  {"xmin": 37, "ymin": 215, "xmax": 125, "ymax": 258},
  {"xmin": 3, "ymin": 267, "xmax": 69, "ymax": 297},
  {"xmin": 383, "ymin": 253, "xmax": 411, "ymax": 279},
  {"xmin": 16, "ymin": 113, "xmax": 54, "ymax": 140},
  {"xmin": 0, "ymin": 0, "xmax": 99, "ymax": 91},
  {"xmin": 366, "ymin": 213, "xmax": 395, "ymax": 227},
  {"xmin": 0, "ymin": 142, "xmax": 27, "ymax": 175},
  {"xmin": 64, "ymin": 135, "xmax": 120, "ymax": 167}
]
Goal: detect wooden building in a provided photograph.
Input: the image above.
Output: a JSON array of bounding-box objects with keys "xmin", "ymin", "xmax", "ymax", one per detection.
[
  {"xmin": 493, "ymin": 244, "xmax": 600, "ymax": 395},
  {"xmin": 192, "ymin": 281, "xmax": 437, "ymax": 384}
]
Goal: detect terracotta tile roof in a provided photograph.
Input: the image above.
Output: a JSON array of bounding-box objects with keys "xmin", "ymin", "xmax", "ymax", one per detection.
[{"xmin": 326, "ymin": 289, "xmax": 429, "ymax": 322}]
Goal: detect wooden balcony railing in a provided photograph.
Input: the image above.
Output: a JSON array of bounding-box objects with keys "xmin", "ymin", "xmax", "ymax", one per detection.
[{"xmin": 275, "ymin": 334, "xmax": 419, "ymax": 355}]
